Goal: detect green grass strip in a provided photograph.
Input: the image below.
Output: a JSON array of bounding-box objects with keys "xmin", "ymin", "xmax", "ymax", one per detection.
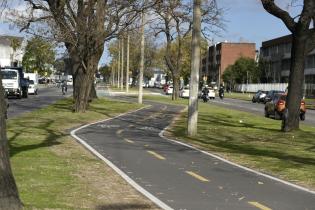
[{"xmin": 8, "ymin": 98, "xmax": 143, "ymax": 209}]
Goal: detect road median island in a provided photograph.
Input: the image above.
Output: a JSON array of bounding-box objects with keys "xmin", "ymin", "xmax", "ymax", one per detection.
[
  {"xmin": 8, "ymin": 98, "xmax": 159, "ymax": 209},
  {"xmin": 144, "ymin": 95, "xmax": 315, "ymax": 191}
]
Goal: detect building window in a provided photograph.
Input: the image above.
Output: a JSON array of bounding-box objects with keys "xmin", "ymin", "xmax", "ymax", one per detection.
[
  {"xmin": 281, "ymin": 59, "xmax": 291, "ymax": 70},
  {"xmin": 305, "ymin": 54, "xmax": 315, "ymax": 69}
]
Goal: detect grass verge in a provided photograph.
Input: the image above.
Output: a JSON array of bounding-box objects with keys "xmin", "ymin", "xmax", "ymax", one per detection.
[
  {"xmin": 144, "ymin": 95, "xmax": 315, "ymax": 190},
  {"xmin": 8, "ymin": 98, "xmax": 158, "ymax": 210}
]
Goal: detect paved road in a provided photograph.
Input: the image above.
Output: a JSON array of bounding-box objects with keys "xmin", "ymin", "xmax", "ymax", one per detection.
[
  {"xmin": 74, "ymin": 99, "xmax": 315, "ymax": 210},
  {"xmin": 143, "ymin": 88, "xmax": 315, "ymax": 127},
  {"xmin": 207, "ymin": 97, "xmax": 315, "ymax": 127},
  {"xmin": 7, "ymin": 86, "xmax": 71, "ymax": 118}
]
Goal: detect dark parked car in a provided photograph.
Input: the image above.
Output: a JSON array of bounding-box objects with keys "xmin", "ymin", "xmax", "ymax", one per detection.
[
  {"xmin": 264, "ymin": 93, "xmax": 306, "ymax": 120},
  {"xmin": 252, "ymin": 90, "xmax": 267, "ymax": 103},
  {"xmin": 263, "ymin": 90, "xmax": 284, "ymax": 103}
]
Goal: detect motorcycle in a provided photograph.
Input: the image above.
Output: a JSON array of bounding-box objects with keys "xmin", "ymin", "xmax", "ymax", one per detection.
[
  {"xmin": 201, "ymin": 92, "xmax": 209, "ymax": 102},
  {"xmin": 219, "ymin": 91, "xmax": 224, "ymax": 100}
]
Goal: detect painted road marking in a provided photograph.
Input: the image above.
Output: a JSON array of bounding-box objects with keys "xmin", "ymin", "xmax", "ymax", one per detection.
[
  {"xmin": 124, "ymin": 138, "xmax": 135, "ymax": 144},
  {"xmin": 116, "ymin": 129, "xmax": 123, "ymax": 135},
  {"xmin": 185, "ymin": 171, "xmax": 209, "ymax": 182},
  {"xmin": 147, "ymin": 150, "xmax": 166, "ymax": 160},
  {"xmin": 248, "ymin": 201, "xmax": 272, "ymax": 210}
]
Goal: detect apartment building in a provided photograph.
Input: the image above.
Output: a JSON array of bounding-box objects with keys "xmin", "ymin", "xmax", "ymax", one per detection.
[
  {"xmin": 0, "ymin": 35, "xmax": 24, "ymax": 67},
  {"xmin": 260, "ymin": 34, "xmax": 315, "ymax": 84},
  {"xmin": 260, "ymin": 34, "xmax": 315, "ymax": 96},
  {"xmin": 201, "ymin": 42, "xmax": 256, "ymax": 85}
]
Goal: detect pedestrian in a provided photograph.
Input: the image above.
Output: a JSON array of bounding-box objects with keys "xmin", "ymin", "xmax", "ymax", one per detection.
[{"xmin": 61, "ymin": 80, "xmax": 68, "ymax": 95}]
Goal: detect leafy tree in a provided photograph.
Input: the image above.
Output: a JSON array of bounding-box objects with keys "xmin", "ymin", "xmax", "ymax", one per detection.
[
  {"xmin": 9, "ymin": 37, "xmax": 22, "ymax": 66},
  {"xmin": 108, "ymin": 31, "xmax": 158, "ymax": 86},
  {"xmin": 261, "ymin": 0, "xmax": 315, "ymax": 131},
  {"xmin": 22, "ymin": 37, "xmax": 55, "ymax": 76},
  {"xmin": 10, "ymin": 0, "xmax": 154, "ymax": 112},
  {"xmin": 222, "ymin": 65, "xmax": 235, "ymax": 89},
  {"xmin": 98, "ymin": 64, "xmax": 111, "ymax": 82},
  {"xmin": 152, "ymin": 0, "xmax": 222, "ymax": 100},
  {"xmin": 222, "ymin": 57, "xmax": 259, "ymax": 85}
]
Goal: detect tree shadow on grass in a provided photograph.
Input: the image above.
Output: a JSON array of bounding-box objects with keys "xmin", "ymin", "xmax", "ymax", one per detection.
[
  {"xmin": 194, "ymin": 135, "xmax": 315, "ymax": 166},
  {"xmin": 8, "ymin": 118, "xmax": 66, "ymax": 157},
  {"xmin": 175, "ymin": 113, "xmax": 315, "ymax": 167}
]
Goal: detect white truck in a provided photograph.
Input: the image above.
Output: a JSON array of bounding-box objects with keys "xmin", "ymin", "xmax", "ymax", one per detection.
[
  {"xmin": 24, "ymin": 73, "xmax": 39, "ymax": 95},
  {"xmin": 1, "ymin": 67, "xmax": 29, "ymax": 98}
]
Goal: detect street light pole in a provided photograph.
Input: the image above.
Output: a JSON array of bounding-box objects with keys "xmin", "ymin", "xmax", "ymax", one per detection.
[
  {"xmin": 187, "ymin": 0, "xmax": 201, "ymax": 136},
  {"xmin": 138, "ymin": 11, "xmax": 145, "ymax": 104}
]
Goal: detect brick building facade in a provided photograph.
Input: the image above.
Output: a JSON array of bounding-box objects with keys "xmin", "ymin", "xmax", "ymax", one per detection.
[{"xmin": 201, "ymin": 42, "xmax": 256, "ymax": 86}]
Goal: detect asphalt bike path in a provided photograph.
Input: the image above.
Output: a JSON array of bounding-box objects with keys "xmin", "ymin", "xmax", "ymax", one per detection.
[{"xmin": 72, "ymin": 99, "xmax": 315, "ymax": 210}]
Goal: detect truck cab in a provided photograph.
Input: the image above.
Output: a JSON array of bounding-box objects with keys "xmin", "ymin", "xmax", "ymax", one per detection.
[{"xmin": 1, "ymin": 67, "xmax": 29, "ymax": 98}]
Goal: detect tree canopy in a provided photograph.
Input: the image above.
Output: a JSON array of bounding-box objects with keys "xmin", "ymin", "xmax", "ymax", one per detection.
[{"xmin": 22, "ymin": 36, "xmax": 55, "ymax": 76}]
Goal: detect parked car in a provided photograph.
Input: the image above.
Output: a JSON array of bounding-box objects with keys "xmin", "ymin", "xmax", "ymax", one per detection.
[
  {"xmin": 263, "ymin": 90, "xmax": 284, "ymax": 103},
  {"xmin": 208, "ymin": 89, "xmax": 215, "ymax": 99},
  {"xmin": 165, "ymin": 86, "xmax": 173, "ymax": 95},
  {"xmin": 252, "ymin": 90, "xmax": 267, "ymax": 103},
  {"xmin": 28, "ymin": 80, "xmax": 38, "ymax": 95},
  {"xmin": 264, "ymin": 93, "xmax": 306, "ymax": 120},
  {"xmin": 179, "ymin": 86, "xmax": 189, "ymax": 98}
]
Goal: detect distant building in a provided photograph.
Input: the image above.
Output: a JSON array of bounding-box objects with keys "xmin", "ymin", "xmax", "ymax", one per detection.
[
  {"xmin": 260, "ymin": 34, "xmax": 315, "ymax": 84},
  {"xmin": 0, "ymin": 35, "xmax": 25, "ymax": 67},
  {"xmin": 260, "ymin": 34, "xmax": 315, "ymax": 97},
  {"xmin": 201, "ymin": 42, "xmax": 256, "ymax": 85}
]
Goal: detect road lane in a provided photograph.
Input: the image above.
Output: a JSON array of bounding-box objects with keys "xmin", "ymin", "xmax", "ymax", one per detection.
[
  {"xmin": 74, "ymin": 100, "xmax": 315, "ymax": 210},
  {"xmin": 209, "ymin": 97, "xmax": 315, "ymax": 126},
  {"xmin": 7, "ymin": 86, "xmax": 71, "ymax": 118}
]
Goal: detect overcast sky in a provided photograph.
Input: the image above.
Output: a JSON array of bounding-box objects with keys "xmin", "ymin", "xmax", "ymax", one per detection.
[{"xmin": 0, "ymin": 0, "xmax": 302, "ymax": 66}]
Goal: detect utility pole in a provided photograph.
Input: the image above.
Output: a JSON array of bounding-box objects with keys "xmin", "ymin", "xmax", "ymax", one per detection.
[
  {"xmin": 117, "ymin": 40, "xmax": 120, "ymax": 88},
  {"xmin": 138, "ymin": 11, "xmax": 145, "ymax": 104},
  {"xmin": 121, "ymin": 37, "xmax": 124, "ymax": 90},
  {"xmin": 187, "ymin": 0, "xmax": 201, "ymax": 137},
  {"xmin": 126, "ymin": 34, "xmax": 130, "ymax": 93}
]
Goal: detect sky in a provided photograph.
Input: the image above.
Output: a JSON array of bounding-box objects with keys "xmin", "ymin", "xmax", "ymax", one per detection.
[
  {"xmin": 0, "ymin": 0, "xmax": 302, "ymax": 66},
  {"xmin": 214, "ymin": 0, "xmax": 298, "ymax": 48}
]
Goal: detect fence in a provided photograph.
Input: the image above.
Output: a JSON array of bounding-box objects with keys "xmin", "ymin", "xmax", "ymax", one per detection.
[{"xmin": 234, "ymin": 83, "xmax": 315, "ymax": 98}]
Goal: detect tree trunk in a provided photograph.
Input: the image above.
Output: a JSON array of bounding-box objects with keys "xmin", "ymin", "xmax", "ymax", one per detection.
[
  {"xmin": 117, "ymin": 42, "xmax": 121, "ymax": 89},
  {"xmin": 71, "ymin": 55, "xmax": 99, "ymax": 112},
  {"xmin": 0, "ymin": 81, "xmax": 22, "ymax": 210},
  {"xmin": 73, "ymin": 69, "xmax": 92, "ymax": 112},
  {"xmin": 120, "ymin": 38, "xmax": 124, "ymax": 91},
  {"xmin": 126, "ymin": 34, "xmax": 130, "ymax": 93},
  {"xmin": 138, "ymin": 11, "xmax": 145, "ymax": 104},
  {"xmin": 282, "ymin": 30, "xmax": 307, "ymax": 131},
  {"xmin": 172, "ymin": 74, "xmax": 180, "ymax": 100},
  {"xmin": 188, "ymin": 0, "xmax": 201, "ymax": 137},
  {"xmin": 89, "ymin": 83, "xmax": 98, "ymax": 101}
]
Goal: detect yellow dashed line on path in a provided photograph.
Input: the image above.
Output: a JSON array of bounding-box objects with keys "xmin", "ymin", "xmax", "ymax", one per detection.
[
  {"xmin": 185, "ymin": 171, "xmax": 209, "ymax": 182},
  {"xmin": 124, "ymin": 138, "xmax": 134, "ymax": 144},
  {"xmin": 116, "ymin": 129, "xmax": 123, "ymax": 135},
  {"xmin": 147, "ymin": 150, "xmax": 166, "ymax": 160},
  {"xmin": 248, "ymin": 201, "xmax": 272, "ymax": 210}
]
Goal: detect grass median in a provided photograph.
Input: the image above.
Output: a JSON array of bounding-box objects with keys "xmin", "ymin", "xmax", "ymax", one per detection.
[
  {"xmin": 145, "ymin": 95, "xmax": 315, "ymax": 190},
  {"xmin": 8, "ymin": 98, "xmax": 158, "ymax": 210}
]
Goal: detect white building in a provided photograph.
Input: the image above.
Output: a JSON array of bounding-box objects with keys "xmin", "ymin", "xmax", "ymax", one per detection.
[{"xmin": 0, "ymin": 35, "xmax": 25, "ymax": 67}]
